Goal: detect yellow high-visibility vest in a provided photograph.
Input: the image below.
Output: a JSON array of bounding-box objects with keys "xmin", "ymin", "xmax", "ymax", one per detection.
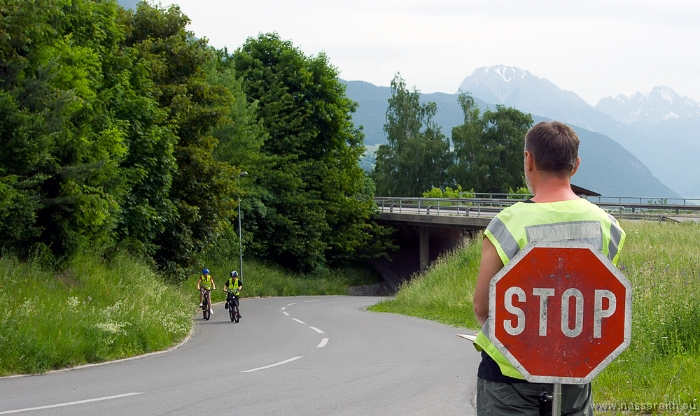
[
  {"xmin": 200, "ymin": 274, "xmax": 212, "ymax": 290},
  {"xmin": 227, "ymin": 277, "xmax": 240, "ymax": 294}
]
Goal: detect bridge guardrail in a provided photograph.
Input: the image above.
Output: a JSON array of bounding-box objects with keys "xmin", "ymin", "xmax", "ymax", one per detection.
[
  {"xmin": 375, "ymin": 197, "xmax": 519, "ymax": 218},
  {"xmin": 374, "ymin": 197, "xmax": 700, "ymax": 219}
]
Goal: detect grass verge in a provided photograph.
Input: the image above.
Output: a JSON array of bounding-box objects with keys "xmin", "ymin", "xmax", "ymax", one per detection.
[
  {"xmin": 370, "ymin": 220, "xmax": 700, "ymax": 411},
  {"xmin": 369, "ymin": 240, "xmax": 481, "ymax": 329},
  {"xmin": 0, "ymin": 253, "xmax": 191, "ymax": 376},
  {"xmin": 593, "ymin": 221, "xmax": 700, "ymax": 412},
  {"xmin": 183, "ymin": 260, "xmax": 381, "ymax": 306}
]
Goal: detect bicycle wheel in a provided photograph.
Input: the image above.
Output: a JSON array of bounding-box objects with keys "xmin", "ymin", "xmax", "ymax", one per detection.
[
  {"xmin": 233, "ymin": 304, "xmax": 240, "ymax": 323},
  {"xmin": 203, "ymin": 296, "xmax": 210, "ymax": 320},
  {"xmin": 228, "ymin": 300, "xmax": 235, "ymax": 322}
]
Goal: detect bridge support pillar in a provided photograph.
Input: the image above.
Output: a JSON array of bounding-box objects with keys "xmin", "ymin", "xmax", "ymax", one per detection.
[{"xmin": 420, "ymin": 227, "xmax": 429, "ymax": 272}]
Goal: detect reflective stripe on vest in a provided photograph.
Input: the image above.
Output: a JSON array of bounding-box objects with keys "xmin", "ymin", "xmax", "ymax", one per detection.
[
  {"xmin": 201, "ymin": 275, "xmax": 212, "ymax": 290},
  {"xmin": 475, "ymin": 198, "xmax": 626, "ymax": 380},
  {"xmin": 485, "ymin": 199, "xmax": 625, "ymax": 267}
]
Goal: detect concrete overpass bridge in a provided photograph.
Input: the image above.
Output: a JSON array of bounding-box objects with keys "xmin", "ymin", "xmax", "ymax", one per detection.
[{"xmin": 370, "ymin": 196, "xmax": 700, "ymax": 292}]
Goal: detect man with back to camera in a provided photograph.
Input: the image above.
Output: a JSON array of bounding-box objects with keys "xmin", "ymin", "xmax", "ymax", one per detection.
[{"xmin": 471, "ymin": 121, "xmax": 626, "ymax": 415}]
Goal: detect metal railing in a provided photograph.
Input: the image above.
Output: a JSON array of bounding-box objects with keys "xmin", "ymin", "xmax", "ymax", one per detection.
[
  {"xmin": 423, "ymin": 192, "xmax": 700, "ymax": 207},
  {"xmin": 375, "ymin": 197, "xmax": 519, "ymax": 218},
  {"xmin": 374, "ymin": 196, "xmax": 700, "ymax": 219},
  {"xmin": 587, "ymin": 196, "xmax": 700, "ymax": 206}
]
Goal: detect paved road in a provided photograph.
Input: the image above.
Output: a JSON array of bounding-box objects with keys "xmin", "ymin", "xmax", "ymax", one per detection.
[{"xmin": 0, "ymin": 296, "xmax": 480, "ymax": 415}]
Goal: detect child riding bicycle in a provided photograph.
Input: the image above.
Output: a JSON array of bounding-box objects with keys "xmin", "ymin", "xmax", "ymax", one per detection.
[
  {"xmin": 224, "ymin": 271, "xmax": 242, "ymax": 318},
  {"xmin": 197, "ymin": 268, "xmax": 216, "ymax": 314}
]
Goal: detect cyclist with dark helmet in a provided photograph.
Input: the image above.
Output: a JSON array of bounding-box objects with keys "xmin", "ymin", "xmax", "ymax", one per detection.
[
  {"xmin": 224, "ymin": 271, "xmax": 242, "ymax": 318},
  {"xmin": 197, "ymin": 268, "xmax": 216, "ymax": 315}
]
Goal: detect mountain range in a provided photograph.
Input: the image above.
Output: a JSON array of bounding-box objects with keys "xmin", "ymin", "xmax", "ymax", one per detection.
[
  {"xmin": 456, "ymin": 66, "xmax": 699, "ymax": 198},
  {"xmin": 344, "ymin": 65, "xmax": 700, "ymax": 198},
  {"xmin": 344, "ymin": 80, "xmax": 677, "ymax": 198},
  {"xmin": 596, "ymin": 86, "xmax": 700, "ymax": 124}
]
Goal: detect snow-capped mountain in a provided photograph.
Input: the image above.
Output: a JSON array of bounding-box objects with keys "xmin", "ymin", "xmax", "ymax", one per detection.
[
  {"xmin": 595, "ymin": 86, "xmax": 700, "ymax": 124},
  {"xmin": 458, "ymin": 65, "xmax": 613, "ymax": 133},
  {"xmin": 457, "ymin": 65, "xmax": 536, "ymax": 104}
]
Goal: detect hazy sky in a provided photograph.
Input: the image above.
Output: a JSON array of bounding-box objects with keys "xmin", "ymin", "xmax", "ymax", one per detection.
[{"xmin": 161, "ymin": 0, "xmax": 700, "ymax": 106}]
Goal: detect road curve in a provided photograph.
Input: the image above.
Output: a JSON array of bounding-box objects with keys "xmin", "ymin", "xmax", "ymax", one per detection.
[{"xmin": 0, "ymin": 296, "xmax": 480, "ymax": 415}]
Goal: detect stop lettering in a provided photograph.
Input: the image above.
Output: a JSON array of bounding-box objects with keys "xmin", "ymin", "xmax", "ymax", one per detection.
[
  {"xmin": 488, "ymin": 241, "xmax": 632, "ymax": 384},
  {"xmin": 502, "ymin": 286, "xmax": 617, "ymax": 339}
]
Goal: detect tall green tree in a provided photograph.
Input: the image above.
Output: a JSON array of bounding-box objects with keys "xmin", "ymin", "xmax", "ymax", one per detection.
[
  {"xmin": 0, "ymin": 0, "xmax": 259, "ymax": 277},
  {"xmin": 206, "ymin": 48, "xmax": 266, "ymax": 176},
  {"xmin": 123, "ymin": 3, "xmax": 237, "ymax": 278},
  {"xmin": 234, "ymin": 33, "xmax": 387, "ymax": 272},
  {"xmin": 203, "ymin": 48, "xmax": 267, "ymax": 263},
  {"xmin": 451, "ymin": 92, "xmax": 533, "ymax": 193},
  {"xmin": 0, "ymin": 0, "xmax": 130, "ymax": 260},
  {"xmin": 372, "ymin": 74, "xmax": 452, "ymax": 197},
  {"xmin": 104, "ymin": 4, "xmax": 178, "ymax": 260}
]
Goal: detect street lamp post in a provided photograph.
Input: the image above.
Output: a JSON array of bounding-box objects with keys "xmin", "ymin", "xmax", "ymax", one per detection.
[{"xmin": 238, "ymin": 171, "xmax": 247, "ymax": 278}]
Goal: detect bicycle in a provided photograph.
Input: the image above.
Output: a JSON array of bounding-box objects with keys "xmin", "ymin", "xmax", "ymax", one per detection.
[
  {"xmin": 201, "ymin": 288, "xmax": 212, "ymax": 320},
  {"xmin": 224, "ymin": 289, "xmax": 240, "ymax": 323}
]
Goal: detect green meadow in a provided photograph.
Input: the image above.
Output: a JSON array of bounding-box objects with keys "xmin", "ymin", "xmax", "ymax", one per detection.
[{"xmin": 370, "ymin": 220, "xmax": 700, "ymax": 412}]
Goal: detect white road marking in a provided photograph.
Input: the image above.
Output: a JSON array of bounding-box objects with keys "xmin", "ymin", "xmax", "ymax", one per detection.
[
  {"xmin": 456, "ymin": 333, "xmax": 477, "ymax": 342},
  {"xmin": 282, "ymin": 311, "xmax": 289, "ymax": 316},
  {"xmin": 281, "ymin": 307, "xmax": 286, "ymax": 310},
  {"xmin": 304, "ymin": 300, "xmax": 319, "ymax": 303},
  {"xmin": 287, "ymin": 303, "xmax": 296, "ymax": 306},
  {"xmin": 292, "ymin": 318, "xmax": 305, "ymax": 324},
  {"xmin": 0, "ymin": 393, "xmax": 142, "ymax": 414},
  {"xmin": 317, "ymin": 338, "xmax": 329, "ymax": 348},
  {"xmin": 309, "ymin": 326, "xmax": 324, "ymax": 334},
  {"xmin": 241, "ymin": 357, "xmax": 302, "ymax": 373}
]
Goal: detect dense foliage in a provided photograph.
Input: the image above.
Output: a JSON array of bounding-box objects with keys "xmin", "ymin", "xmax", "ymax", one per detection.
[
  {"xmin": 0, "ymin": 0, "xmax": 130, "ymax": 261},
  {"xmin": 451, "ymin": 92, "xmax": 533, "ymax": 193},
  {"xmin": 233, "ymin": 33, "xmax": 391, "ymax": 272},
  {"xmin": 372, "ymin": 76, "xmax": 533, "ymax": 196},
  {"xmin": 123, "ymin": 3, "xmax": 238, "ymax": 277},
  {"xmin": 0, "ymin": 1, "xmax": 390, "ymax": 277},
  {"xmin": 372, "ymin": 74, "xmax": 451, "ymax": 197}
]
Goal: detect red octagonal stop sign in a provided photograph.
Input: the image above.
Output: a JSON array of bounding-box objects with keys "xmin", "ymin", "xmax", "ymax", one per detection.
[{"xmin": 488, "ymin": 241, "xmax": 632, "ymax": 384}]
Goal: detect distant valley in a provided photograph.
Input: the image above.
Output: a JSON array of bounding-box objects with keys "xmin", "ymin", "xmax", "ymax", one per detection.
[{"xmin": 344, "ymin": 65, "xmax": 700, "ymax": 199}]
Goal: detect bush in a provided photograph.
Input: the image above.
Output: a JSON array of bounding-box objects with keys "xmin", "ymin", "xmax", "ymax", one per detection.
[{"xmin": 422, "ymin": 185, "xmax": 475, "ymax": 199}]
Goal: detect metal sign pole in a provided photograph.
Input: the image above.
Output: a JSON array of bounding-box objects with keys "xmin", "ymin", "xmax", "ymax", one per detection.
[{"xmin": 552, "ymin": 383, "xmax": 562, "ymax": 416}]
